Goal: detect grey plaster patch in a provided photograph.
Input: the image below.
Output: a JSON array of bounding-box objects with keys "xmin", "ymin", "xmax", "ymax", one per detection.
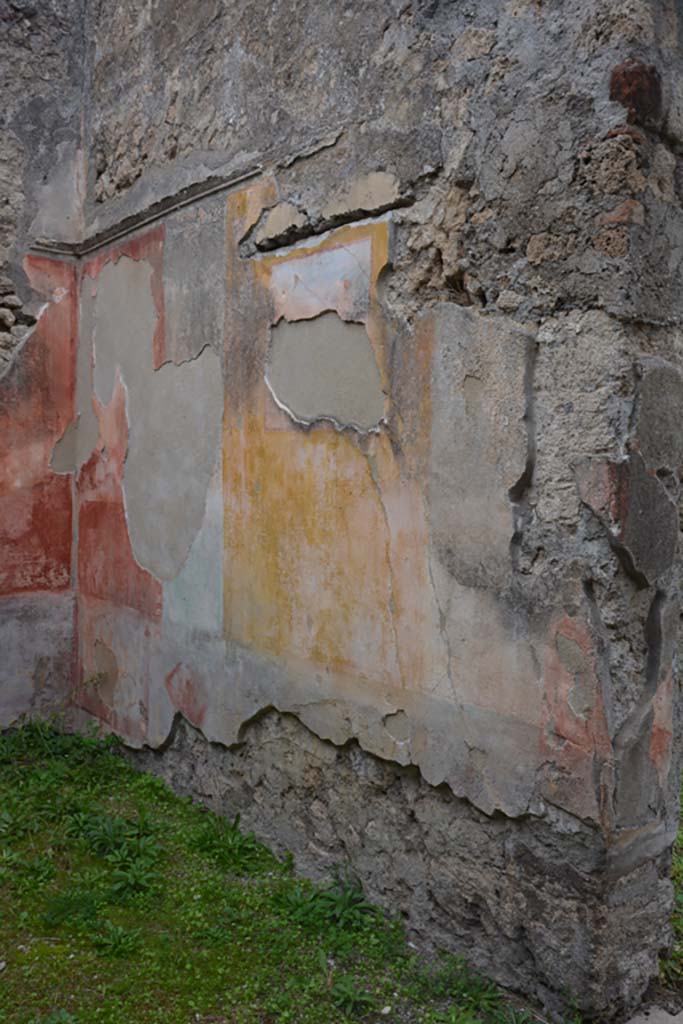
[
  {"xmin": 0, "ymin": 592, "xmax": 75, "ymax": 726},
  {"xmin": 266, "ymin": 311, "xmax": 385, "ymax": 431},
  {"xmin": 634, "ymin": 358, "xmax": 683, "ymax": 472},
  {"xmin": 29, "ymin": 139, "xmax": 84, "ymax": 244},
  {"xmin": 124, "ymin": 348, "xmax": 223, "ymax": 579},
  {"xmin": 50, "ymin": 417, "xmax": 79, "ymax": 474},
  {"xmin": 163, "ymin": 195, "xmax": 226, "ymax": 363},
  {"xmin": 162, "ymin": 460, "xmax": 224, "ymax": 633},
  {"xmin": 90, "ymin": 255, "xmax": 223, "ymax": 580},
  {"xmin": 428, "ymin": 304, "xmax": 534, "ymax": 589},
  {"xmin": 91, "ymin": 257, "xmax": 157, "ymax": 407},
  {"xmin": 51, "ymin": 279, "xmax": 100, "ymax": 474}
]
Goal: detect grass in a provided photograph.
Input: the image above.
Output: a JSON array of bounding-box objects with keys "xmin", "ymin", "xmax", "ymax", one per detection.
[
  {"xmin": 0, "ymin": 721, "xmax": 546, "ymax": 1024},
  {"xmin": 661, "ymin": 838, "xmax": 683, "ymax": 990}
]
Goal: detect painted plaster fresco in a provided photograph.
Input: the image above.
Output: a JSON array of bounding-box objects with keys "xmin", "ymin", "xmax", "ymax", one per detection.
[
  {"xmin": 1, "ymin": 179, "xmax": 676, "ymax": 852},
  {"xmin": 219, "ymin": 183, "xmax": 574, "ymax": 824},
  {"xmin": 70, "ymin": 226, "xmax": 223, "ymax": 743},
  {"xmin": 0, "ymin": 256, "xmax": 77, "ymax": 721},
  {"xmin": 0, "ymin": 177, "xmax": 661, "ymax": 841},
  {"xmin": 50, "ymin": 179, "xmax": 644, "ymax": 835}
]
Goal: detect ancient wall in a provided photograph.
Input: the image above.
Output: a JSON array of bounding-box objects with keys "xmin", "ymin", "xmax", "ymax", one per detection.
[
  {"xmin": 2, "ymin": 0, "xmax": 683, "ymax": 1016},
  {"xmin": 0, "ymin": 0, "xmax": 84, "ymax": 714}
]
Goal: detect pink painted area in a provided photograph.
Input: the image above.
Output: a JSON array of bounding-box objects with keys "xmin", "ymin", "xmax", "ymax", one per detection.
[
  {"xmin": 0, "ymin": 256, "xmax": 76, "ymax": 597},
  {"xmin": 76, "ymin": 595, "xmax": 157, "ymax": 745},
  {"xmin": 650, "ymin": 670, "xmax": 674, "ymax": 786},
  {"xmin": 268, "ymin": 235, "xmax": 372, "ymax": 323},
  {"xmin": 164, "ymin": 662, "xmax": 208, "ymax": 729},
  {"xmin": 78, "ymin": 373, "xmax": 162, "ymax": 620},
  {"xmin": 0, "ymin": 476, "xmax": 72, "ymax": 593},
  {"xmin": 540, "ymin": 613, "xmax": 614, "ymax": 826}
]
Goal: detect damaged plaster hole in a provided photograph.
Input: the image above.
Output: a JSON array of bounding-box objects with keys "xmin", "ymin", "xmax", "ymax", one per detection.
[{"xmin": 265, "ymin": 312, "xmax": 385, "ymax": 432}]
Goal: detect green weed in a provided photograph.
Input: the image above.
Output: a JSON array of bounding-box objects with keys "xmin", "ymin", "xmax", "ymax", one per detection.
[
  {"xmin": 92, "ymin": 920, "xmax": 141, "ymax": 957},
  {"xmin": 329, "ymin": 975, "xmax": 375, "ymax": 1015},
  {"xmin": 188, "ymin": 813, "xmax": 275, "ymax": 875}
]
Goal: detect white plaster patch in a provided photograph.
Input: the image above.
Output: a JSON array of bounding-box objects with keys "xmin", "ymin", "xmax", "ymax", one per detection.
[{"xmin": 268, "ymin": 234, "xmax": 373, "ymax": 323}]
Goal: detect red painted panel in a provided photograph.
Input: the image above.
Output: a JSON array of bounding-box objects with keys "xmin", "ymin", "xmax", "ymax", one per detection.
[
  {"xmin": 0, "ymin": 258, "xmax": 76, "ymax": 455},
  {"xmin": 0, "ymin": 256, "xmax": 76, "ymax": 596},
  {"xmin": 0, "ymin": 476, "xmax": 72, "ymax": 594},
  {"xmin": 78, "ymin": 499, "xmax": 161, "ymax": 620}
]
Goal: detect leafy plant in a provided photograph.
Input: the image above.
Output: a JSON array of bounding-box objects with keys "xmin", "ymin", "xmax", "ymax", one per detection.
[
  {"xmin": 316, "ymin": 878, "xmax": 377, "ymax": 929},
  {"xmin": 0, "ymin": 804, "xmax": 28, "ymax": 842},
  {"xmin": 329, "ymin": 975, "xmax": 374, "ymax": 1015},
  {"xmin": 283, "ymin": 876, "xmax": 377, "ymax": 934},
  {"xmin": 188, "ymin": 814, "xmax": 273, "ymax": 874},
  {"xmin": 92, "ymin": 920, "xmax": 140, "ymax": 957},
  {"xmin": 490, "ymin": 1010, "xmax": 540, "ymax": 1024},
  {"xmin": 109, "ymin": 857, "xmax": 159, "ymax": 898},
  {"xmin": 431, "ymin": 1011, "xmax": 484, "ymax": 1024},
  {"xmin": 15, "ymin": 853, "xmax": 56, "ymax": 890},
  {"xmin": 410, "ymin": 952, "xmax": 502, "ymax": 1012},
  {"xmin": 104, "ymin": 834, "xmax": 161, "ymax": 867},
  {"xmin": 82, "ymin": 813, "xmax": 131, "ymax": 856}
]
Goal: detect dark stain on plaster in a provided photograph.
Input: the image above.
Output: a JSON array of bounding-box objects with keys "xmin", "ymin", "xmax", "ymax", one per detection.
[
  {"xmin": 609, "ymin": 59, "xmax": 663, "ymax": 131},
  {"xmin": 611, "ymin": 591, "xmax": 669, "ymax": 828},
  {"xmin": 92, "ymin": 638, "xmax": 119, "ymax": 705},
  {"xmin": 509, "ymin": 339, "xmax": 538, "ymax": 573},
  {"xmin": 575, "ymin": 454, "xmax": 679, "ymax": 589},
  {"xmin": 643, "ymin": 589, "xmax": 666, "ymax": 700},
  {"xmin": 582, "ymin": 578, "xmax": 615, "ymax": 740}
]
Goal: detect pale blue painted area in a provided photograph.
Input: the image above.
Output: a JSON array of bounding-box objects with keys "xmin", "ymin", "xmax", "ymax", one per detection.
[{"xmin": 162, "ymin": 460, "xmax": 224, "ymax": 634}]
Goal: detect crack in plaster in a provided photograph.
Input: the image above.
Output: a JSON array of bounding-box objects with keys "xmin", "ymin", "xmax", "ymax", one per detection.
[
  {"xmin": 243, "ymin": 201, "xmax": 410, "ymax": 256},
  {"xmin": 263, "ymin": 373, "xmax": 386, "ymax": 436}
]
